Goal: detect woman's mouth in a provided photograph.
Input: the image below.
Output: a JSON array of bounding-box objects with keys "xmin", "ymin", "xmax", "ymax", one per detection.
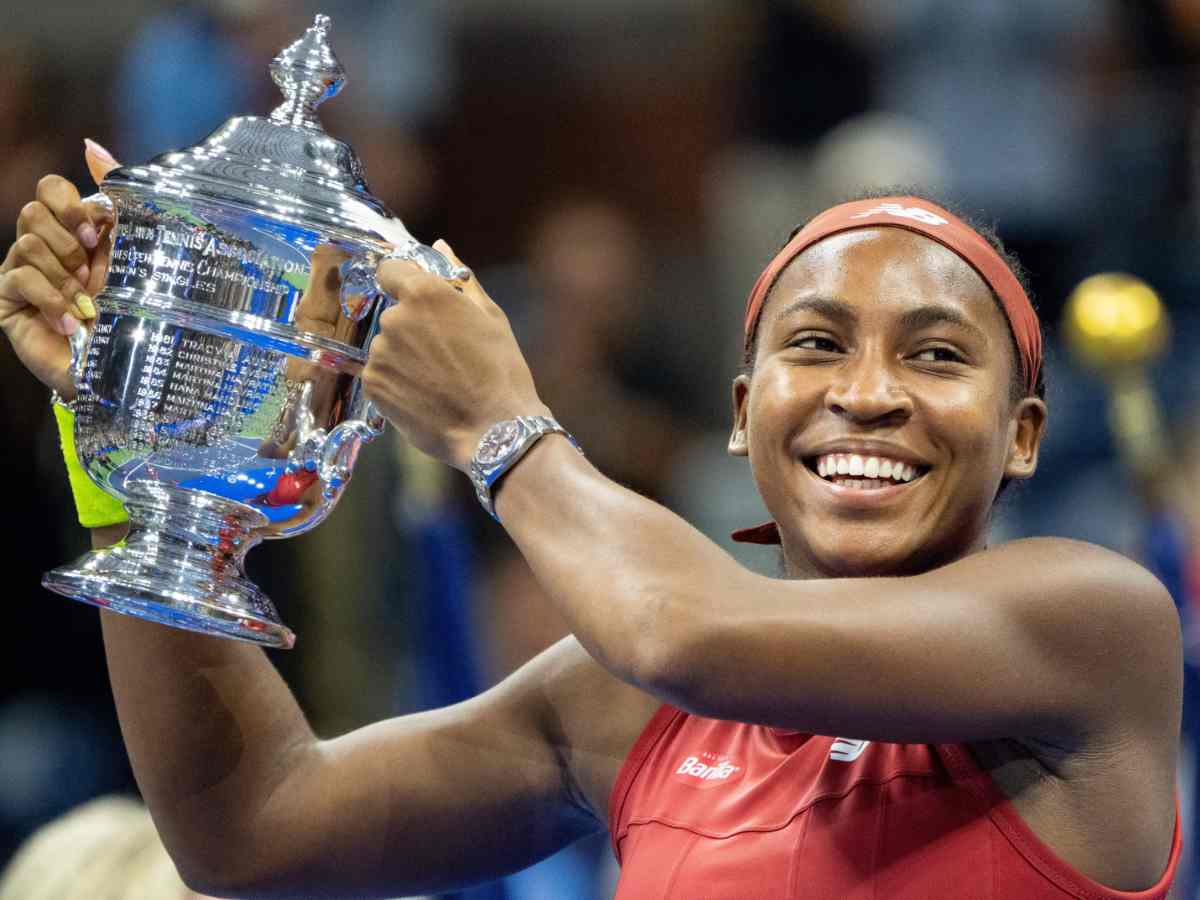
[{"xmin": 804, "ymin": 453, "xmax": 930, "ymax": 491}]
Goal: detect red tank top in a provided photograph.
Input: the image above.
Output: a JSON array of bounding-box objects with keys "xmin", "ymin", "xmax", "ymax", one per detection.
[{"xmin": 608, "ymin": 705, "xmax": 1180, "ymax": 899}]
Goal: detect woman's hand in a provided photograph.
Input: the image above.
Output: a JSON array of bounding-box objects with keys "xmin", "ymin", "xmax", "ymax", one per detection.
[
  {"xmin": 364, "ymin": 241, "xmax": 549, "ymax": 471},
  {"xmin": 0, "ymin": 140, "xmax": 118, "ymax": 398}
]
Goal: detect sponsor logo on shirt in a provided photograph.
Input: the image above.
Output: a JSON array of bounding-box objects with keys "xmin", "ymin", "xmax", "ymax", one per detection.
[
  {"xmin": 849, "ymin": 203, "xmax": 948, "ymax": 227},
  {"xmin": 829, "ymin": 738, "xmax": 870, "ymax": 762},
  {"xmin": 673, "ymin": 750, "xmax": 745, "ymax": 788}
]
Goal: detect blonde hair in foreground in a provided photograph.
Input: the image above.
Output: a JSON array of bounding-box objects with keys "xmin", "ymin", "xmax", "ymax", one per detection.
[{"xmin": 0, "ymin": 795, "xmax": 191, "ymax": 900}]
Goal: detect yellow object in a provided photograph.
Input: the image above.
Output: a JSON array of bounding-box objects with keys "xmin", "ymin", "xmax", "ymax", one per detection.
[
  {"xmin": 1064, "ymin": 273, "xmax": 1169, "ymax": 371},
  {"xmin": 53, "ymin": 402, "xmax": 128, "ymax": 528},
  {"xmin": 73, "ymin": 292, "xmax": 96, "ymax": 319}
]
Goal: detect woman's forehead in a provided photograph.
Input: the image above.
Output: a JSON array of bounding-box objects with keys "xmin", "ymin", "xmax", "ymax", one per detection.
[{"xmin": 763, "ymin": 227, "xmax": 1002, "ymax": 329}]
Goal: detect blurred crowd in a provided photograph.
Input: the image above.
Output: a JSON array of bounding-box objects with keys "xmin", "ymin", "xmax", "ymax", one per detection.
[{"xmin": 3, "ymin": 1, "xmax": 1200, "ymax": 897}]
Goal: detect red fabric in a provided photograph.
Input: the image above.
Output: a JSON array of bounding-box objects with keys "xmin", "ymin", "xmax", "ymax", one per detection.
[
  {"xmin": 609, "ymin": 706, "xmax": 1180, "ymax": 900},
  {"xmin": 732, "ymin": 197, "xmax": 1043, "ymax": 546}
]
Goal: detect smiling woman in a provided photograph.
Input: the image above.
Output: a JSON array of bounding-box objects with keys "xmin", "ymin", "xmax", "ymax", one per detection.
[
  {"xmin": 1, "ymin": 172, "xmax": 1182, "ymax": 899},
  {"xmin": 729, "ymin": 194, "xmax": 1048, "ymax": 574}
]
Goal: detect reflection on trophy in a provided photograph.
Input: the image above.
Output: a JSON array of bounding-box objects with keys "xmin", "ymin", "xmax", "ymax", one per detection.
[
  {"xmin": 41, "ymin": 15, "xmax": 467, "ymax": 649},
  {"xmin": 1063, "ymin": 273, "xmax": 1171, "ymax": 494}
]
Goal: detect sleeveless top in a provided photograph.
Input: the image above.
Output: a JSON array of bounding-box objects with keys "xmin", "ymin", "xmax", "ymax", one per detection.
[{"xmin": 608, "ymin": 705, "xmax": 1180, "ymax": 899}]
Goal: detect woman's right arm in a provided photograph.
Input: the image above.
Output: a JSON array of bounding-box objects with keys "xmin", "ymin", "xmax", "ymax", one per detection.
[
  {"xmin": 2, "ymin": 175, "xmax": 596, "ymax": 898},
  {"xmin": 98, "ymin": 585, "xmax": 597, "ymax": 897}
]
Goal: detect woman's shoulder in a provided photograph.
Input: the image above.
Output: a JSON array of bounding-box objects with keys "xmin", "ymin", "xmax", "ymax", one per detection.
[{"xmin": 975, "ymin": 535, "xmax": 1175, "ymax": 615}]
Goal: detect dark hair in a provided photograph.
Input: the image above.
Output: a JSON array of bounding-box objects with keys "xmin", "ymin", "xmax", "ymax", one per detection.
[{"xmin": 740, "ymin": 188, "xmax": 1047, "ymax": 407}]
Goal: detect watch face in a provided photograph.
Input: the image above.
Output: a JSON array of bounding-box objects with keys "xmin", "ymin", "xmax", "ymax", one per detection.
[{"xmin": 477, "ymin": 420, "xmax": 525, "ymax": 467}]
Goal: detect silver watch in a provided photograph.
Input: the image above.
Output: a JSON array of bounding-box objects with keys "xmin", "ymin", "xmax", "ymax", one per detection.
[{"xmin": 469, "ymin": 416, "xmax": 581, "ymax": 520}]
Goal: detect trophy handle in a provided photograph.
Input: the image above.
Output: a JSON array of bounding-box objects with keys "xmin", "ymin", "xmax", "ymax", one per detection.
[
  {"xmin": 383, "ymin": 240, "xmax": 472, "ymax": 286},
  {"xmin": 67, "ymin": 317, "xmax": 91, "ymax": 393},
  {"xmin": 81, "ymin": 191, "xmax": 114, "ymax": 214},
  {"xmin": 338, "ymin": 241, "xmax": 470, "ymax": 322},
  {"xmin": 65, "ymin": 192, "xmax": 110, "ymax": 391}
]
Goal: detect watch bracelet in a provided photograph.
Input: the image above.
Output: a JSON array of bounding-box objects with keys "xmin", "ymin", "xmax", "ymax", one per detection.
[{"xmin": 472, "ymin": 416, "xmax": 580, "ymax": 521}]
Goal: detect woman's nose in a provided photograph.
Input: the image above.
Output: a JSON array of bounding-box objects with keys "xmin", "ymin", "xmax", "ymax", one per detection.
[{"xmin": 824, "ymin": 354, "xmax": 913, "ymax": 425}]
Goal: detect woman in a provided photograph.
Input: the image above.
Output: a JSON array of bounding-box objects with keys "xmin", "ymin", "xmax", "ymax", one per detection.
[{"xmin": 0, "ymin": 151, "xmax": 1182, "ymax": 898}]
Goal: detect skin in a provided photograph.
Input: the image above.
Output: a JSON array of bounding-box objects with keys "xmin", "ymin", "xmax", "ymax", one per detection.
[
  {"xmin": 0, "ymin": 162, "xmax": 1182, "ymax": 896},
  {"xmin": 731, "ymin": 229, "xmax": 1044, "ymax": 578}
]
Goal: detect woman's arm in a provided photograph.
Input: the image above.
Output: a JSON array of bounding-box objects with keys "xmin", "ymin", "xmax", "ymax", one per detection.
[
  {"xmin": 494, "ymin": 437, "xmax": 1181, "ymax": 746},
  {"xmin": 95, "ymin": 529, "xmax": 595, "ymax": 898},
  {"xmin": 366, "ymin": 257, "xmax": 1182, "ymax": 750}
]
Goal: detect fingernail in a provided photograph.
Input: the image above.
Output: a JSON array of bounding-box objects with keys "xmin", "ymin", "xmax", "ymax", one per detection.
[
  {"xmin": 74, "ymin": 263, "xmax": 89, "ymax": 286},
  {"xmin": 74, "ymin": 293, "xmax": 97, "ymax": 319},
  {"xmin": 59, "ymin": 313, "xmax": 79, "ymax": 336},
  {"xmin": 77, "ymin": 222, "xmax": 98, "ymax": 250},
  {"xmin": 84, "ymin": 138, "xmax": 117, "ymax": 164}
]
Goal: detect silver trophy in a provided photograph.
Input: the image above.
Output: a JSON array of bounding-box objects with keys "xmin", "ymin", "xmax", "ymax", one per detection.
[{"xmin": 42, "ymin": 15, "xmax": 466, "ymax": 648}]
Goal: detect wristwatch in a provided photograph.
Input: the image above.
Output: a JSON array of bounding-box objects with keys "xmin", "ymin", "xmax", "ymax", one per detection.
[{"xmin": 469, "ymin": 415, "xmax": 581, "ymax": 520}]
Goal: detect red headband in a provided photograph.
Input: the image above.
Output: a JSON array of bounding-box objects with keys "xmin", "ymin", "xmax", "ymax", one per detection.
[{"xmin": 732, "ymin": 196, "xmax": 1042, "ymax": 546}]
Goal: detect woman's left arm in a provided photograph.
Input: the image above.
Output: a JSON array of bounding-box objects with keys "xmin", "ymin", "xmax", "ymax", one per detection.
[
  {"xmin": 494, "ymin": 436, "xmax": 1179, "ymax": 746},
  {"xmin": 368, "ymin": 255, "xmax": 1181, "ymax": 747}
]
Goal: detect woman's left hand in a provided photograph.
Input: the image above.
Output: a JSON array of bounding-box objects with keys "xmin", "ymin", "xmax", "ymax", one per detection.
[{"xmin": 364, "ymin": 240, "xmax": 549, "ymax": 471}]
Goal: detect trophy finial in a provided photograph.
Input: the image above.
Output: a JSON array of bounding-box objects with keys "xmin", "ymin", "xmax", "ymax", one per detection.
[{"xmin": 269, "ymin": 13, "xmax": 346, "ymax": 129}]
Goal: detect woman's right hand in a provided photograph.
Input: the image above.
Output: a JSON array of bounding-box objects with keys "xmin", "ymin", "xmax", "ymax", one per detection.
[{"xmin": 0, "ymin": 140, "xmax": 120, "ymax": 398}]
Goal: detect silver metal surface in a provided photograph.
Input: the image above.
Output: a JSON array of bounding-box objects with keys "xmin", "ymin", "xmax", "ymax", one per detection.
[{"xmin": 43, "ymin": 14, "xmax": 453, "ymax": 648}]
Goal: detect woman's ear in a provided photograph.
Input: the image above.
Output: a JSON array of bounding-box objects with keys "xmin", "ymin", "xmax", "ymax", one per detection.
[
  {"xmin": 1004, "ymin": 396, "xmax": 1047, "ymax": 480},
  {"xmin": 729, "ymin": 374, "xmax": 751, "ymax": 457}
]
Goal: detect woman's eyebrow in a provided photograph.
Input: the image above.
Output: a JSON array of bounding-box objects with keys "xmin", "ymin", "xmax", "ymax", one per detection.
[
  {"xmin": 898, "ymin": 305, "xmax": 987, "ymax": 343},
  {"xmin": 775, "ymin": 295, "xmax": 857, "ymax": 327},
  {"xmin": 774, "ymin": 296, "xmax": 989, "ymax": 345}
]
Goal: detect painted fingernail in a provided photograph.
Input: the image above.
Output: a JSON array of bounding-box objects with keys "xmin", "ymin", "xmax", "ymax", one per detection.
[
  {"xmin": 74, "ymin": 263, "xmax": 89, "ymax": 286},
  {"xmin": 84, "ymin": 138, "xmax": 118, "ymax": 164},
  {"xmin": 74, "ymin": 293, "xmax": 96, "ymax": 319},
  {"xmin": 59, "ymin": 313, "xmax": 79, "ymax": 336},
  {"xmin": 77, "ymin": 222, "xmax": 98, "ymax": 250}
]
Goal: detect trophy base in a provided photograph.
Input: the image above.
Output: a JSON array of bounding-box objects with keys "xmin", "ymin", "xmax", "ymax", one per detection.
[{"xmin": 43, "ymin": 486, "xmax": 295, "ymax": 649}]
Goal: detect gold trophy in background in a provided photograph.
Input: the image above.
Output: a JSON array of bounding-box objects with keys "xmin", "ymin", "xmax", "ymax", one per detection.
[{"xmin": 1063, "ymin": 273, "xmax": 1172, "ymax": 503}]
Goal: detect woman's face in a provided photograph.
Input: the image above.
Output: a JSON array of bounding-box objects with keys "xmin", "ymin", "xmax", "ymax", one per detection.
[{"xmin": 730, "ymin": 228, "xmax": 1046, "ymax": 577}]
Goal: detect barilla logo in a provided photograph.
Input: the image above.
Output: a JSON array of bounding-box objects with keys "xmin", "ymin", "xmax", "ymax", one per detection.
[
  {"xmin": 677, "ymin": 756, "xmax": 740, "ymax": 780},
  {"xmin": 674, "ymin": 751, "xmax": 744, "ymax": 788},
  {"xmin": 850, "ymin": 203, "xmax": 948, "ymax": 227}
]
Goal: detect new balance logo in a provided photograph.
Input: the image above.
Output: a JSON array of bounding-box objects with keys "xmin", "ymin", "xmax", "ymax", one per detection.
[
  {"xmin": 850, "ymin": 203, "xmax": 948, "ymax": 227},
  {"xmin": 676, "ymin": 756, "xmax": 741, "ymax": 781},
  {"xmin": 830, "ymin": 738, "xmax": 870, "ymax": 762}
]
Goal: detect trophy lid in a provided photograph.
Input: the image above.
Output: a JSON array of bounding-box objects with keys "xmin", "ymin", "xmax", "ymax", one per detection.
[{"xmin": 102, "ymin": 14, "xmax": 411, "ymax": 249}]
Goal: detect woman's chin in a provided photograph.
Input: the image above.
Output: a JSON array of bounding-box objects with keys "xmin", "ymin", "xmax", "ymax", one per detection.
[{"xmin": 784, "ymin": 531, "xmax": 924, "ymax": 579}]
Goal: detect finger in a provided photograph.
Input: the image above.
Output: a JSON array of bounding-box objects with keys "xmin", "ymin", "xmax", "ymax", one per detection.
[
  {"xmin": 15, "ymin": 201, "xmax": 92, "ymax": 279},
  {"xmin": 376, "ymin": 258, "xmax": 437, "ymax": 302},
  {"xmin": 84, "ymin": 138, "xmax": 121, "ymax": 186},
  {"xmin": 35, "ymin": 174, "xmax": 101, "ymax": 253},
  {"xmin": 6, "ymin": 233, "xmax": 91, "ymax": 317},
  {"xmin": 433, "ymin": 238, "xmax": 493, "ymax": 308},
  {"xmin": 0, "ymin": 266, "xmax": 81, "ymax": 336},
  {"xmin": 84, "ymin": 224, "xmax": 112, "ymax": 298}
]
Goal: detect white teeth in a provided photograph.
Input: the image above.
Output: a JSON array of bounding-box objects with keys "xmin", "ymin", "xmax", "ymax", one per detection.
[{"xmin": 811, "ymin": 453, "xmax": 925, "ymax": 485}]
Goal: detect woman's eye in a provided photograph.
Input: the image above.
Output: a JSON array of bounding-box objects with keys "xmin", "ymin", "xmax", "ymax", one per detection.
[
  {"xmin": 913, "ymin": 346, "xmax": 965, "ymax": 363},
  {"xmin": 791, "ymin": 336, "xmax": 841, "ymax": 352}
]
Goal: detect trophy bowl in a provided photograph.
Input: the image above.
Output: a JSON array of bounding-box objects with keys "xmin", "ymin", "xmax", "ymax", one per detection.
[{"xmin": 41, "ymin": 15, "xmax": 466, "ymax": 648}]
